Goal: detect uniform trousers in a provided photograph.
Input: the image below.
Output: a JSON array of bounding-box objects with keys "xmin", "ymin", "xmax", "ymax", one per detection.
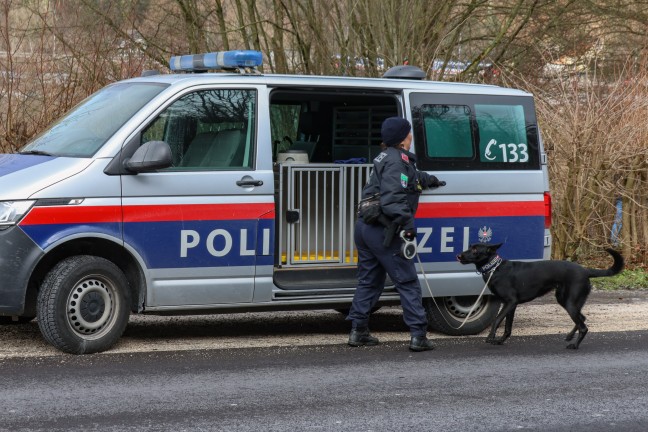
[{"xmin": 347, "ymin": 219, "xmax": 428, "ymax": 337}]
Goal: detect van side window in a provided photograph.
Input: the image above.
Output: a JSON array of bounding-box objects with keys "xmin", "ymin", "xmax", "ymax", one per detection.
[
  {"xmin": 475, "ymin": 104, "xmax": 528, "ymax": 163},
  {"xmin": 422, "ymin": 105, "xmax": 473, "ymax": 158},
  {"xmin": 411, "ymin": 93, "xmax": 539, "ymax": 171},
  {"xmin": 270, "ymin": 104, "xmax": 300, "ymax": 160},
  {"xmin": 142, "ymin": 89, "xmax": 256, "ymax": 170}
]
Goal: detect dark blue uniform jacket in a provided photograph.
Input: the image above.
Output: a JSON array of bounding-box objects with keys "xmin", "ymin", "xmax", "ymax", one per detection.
[{"xmin": 362, "ymin": 147, "xmax": 433, "ymax": 231}]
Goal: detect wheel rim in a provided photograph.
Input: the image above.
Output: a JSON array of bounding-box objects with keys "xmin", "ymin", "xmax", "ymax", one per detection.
[
  {"xmin": 66, "ymin": 275, "xmax": 119, "ymax": 339},
  {"xmin": 442, "ymin": 296, "xmax": 487, "ymax": 321}
]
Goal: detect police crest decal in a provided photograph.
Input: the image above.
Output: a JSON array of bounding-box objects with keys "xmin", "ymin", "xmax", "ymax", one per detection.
[{"xmin": 478, "ymin": 226, "xmax": 493, "ymax": 243}]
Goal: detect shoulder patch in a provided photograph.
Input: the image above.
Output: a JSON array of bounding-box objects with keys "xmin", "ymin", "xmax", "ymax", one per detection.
[
  {"xmin": 374, "ymin": 152, "xmax": 387, "ymax": 163},
  {"xmin": 401, "ymin": 152, "xmax": 409, "ymax": 163},
  {"xmin": 400, "ymin": 173, "xmax": 408, "ymax": 188}
]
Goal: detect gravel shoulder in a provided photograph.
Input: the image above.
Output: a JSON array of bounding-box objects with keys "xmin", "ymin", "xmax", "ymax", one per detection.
[{"xmin": 1, "ymin": 289, "xmax": 647, "ymax": 359}]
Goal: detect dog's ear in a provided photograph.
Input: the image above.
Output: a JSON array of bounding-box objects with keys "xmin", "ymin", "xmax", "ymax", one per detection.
[{"xmin": 488, "ymin": 243, "xmax": 503, "ymax": 252}]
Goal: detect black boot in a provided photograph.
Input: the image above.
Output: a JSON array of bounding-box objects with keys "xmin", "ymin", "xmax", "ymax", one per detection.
[
  {"xmin": 409, "ymin": 336, "xmax": 434, "ymax": 352},
  {"xmin": 348, "ymin": 328, "xmax": 380, "ymax": 347}
]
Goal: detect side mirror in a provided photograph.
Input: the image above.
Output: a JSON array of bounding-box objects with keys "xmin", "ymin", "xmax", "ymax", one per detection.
[{"xmin": 124, "ymin": 141, "xmax": 173, "ymax": 172}]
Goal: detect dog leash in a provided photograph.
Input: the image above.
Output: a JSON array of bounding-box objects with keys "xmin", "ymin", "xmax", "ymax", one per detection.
[{"xmin": 416, "ymin": 253, "xmax": 499, "ymax": 330}]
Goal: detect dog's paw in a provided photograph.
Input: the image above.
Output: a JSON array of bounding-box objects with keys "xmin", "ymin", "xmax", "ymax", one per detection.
[
  {"xmin": 565, "ymin": 334, "xmax": 575, "ymax": 342},
  {"xmin": 485, "ymin": 332, "xmax": 499, "ymax": 343},
  {"xmin": 566, "ymin": 343, "xmax": 579, "ymax": 350}
]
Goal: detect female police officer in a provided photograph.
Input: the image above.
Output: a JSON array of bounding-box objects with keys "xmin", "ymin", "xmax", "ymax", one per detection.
[{"xmin": 346, "ymin": 117, "xmax": 445, "ymax": 352}]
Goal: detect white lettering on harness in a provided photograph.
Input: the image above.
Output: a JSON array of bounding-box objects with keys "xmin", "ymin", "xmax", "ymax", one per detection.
[
  {"xmin": 417, "ymin": 227, "xmax": 472, "ymax": 253},
  {"xmin": 180, "ymin": 228, "xmax": 271, "ymax": 258}
]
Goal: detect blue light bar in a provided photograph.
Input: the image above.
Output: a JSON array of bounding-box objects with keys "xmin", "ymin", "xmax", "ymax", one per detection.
[{"xmin": 169, "ymin": 50, "xmax": 263, "ymax": 72}]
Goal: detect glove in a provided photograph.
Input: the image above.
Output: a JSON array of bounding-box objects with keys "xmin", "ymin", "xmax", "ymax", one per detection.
[
  {"xmin": 428, "ymin": 176, "xmax": 446, "ymax": 188},
  {"xmin": 402, "ymin": 229, "xmax": 416, "ymax": 241}
]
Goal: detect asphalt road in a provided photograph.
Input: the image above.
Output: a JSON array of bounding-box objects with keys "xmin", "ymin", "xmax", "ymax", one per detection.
[
  {"xmin": 1, "ymin": 289, "xmax": 648, "ymax": 431},
  {"xmin": 1, "ymin": 330, "xmax": 648, "ymax": 431}
]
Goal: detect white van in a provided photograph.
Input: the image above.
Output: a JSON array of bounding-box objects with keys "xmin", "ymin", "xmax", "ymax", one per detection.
[{"xmin": 0, "ymin": 51, "xmax": 551, "ymax": 353}]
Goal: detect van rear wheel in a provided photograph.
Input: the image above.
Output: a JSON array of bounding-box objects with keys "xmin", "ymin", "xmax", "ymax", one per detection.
[
  {"xmin": 424, "ymin": 295, "xmax": 500, "ymax": 336},
  {"xmin": 37, "ymin": 256, "xmax": 131, "ymax": 354}
]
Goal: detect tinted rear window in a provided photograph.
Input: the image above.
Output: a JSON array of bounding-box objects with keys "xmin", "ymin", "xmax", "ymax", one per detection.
[{"xmin": 410, "ymin": 93, "xmax": 540, "ymax": 170}]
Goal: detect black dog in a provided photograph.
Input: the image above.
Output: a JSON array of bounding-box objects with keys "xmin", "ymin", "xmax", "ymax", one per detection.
[{"xmin": 457, "ymin": 243, "xmax": 624, "ymax": 349}]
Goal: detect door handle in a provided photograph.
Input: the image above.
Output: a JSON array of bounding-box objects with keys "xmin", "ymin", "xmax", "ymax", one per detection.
[{"xmin": 236, "ymin": 179, "xmax": 263, "ymax": 187}]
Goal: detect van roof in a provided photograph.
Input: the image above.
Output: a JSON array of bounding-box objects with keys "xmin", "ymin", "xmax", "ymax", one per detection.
[{"xmin": 123, "ymin": 72, "xmax": 532, "ymax": 97}]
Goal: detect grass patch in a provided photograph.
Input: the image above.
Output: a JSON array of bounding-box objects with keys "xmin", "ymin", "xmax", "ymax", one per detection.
[{"xmin": 592, "ymin": 269, "xmax": 648, "ymax": 290}]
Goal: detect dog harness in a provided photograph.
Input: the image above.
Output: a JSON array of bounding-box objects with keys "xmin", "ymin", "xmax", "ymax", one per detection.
[{"xmin": 478, "ymin": 255, "xmax": 503, "ymax": 275}]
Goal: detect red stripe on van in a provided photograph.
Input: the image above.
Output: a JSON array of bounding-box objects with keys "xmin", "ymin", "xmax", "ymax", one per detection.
[
  {"xmin": 123, "ymin": 203, "xmax": 275, "ymax": 222},
  {"xmin": 20, "ymin": 205, "xmax": 122, "ymax": 225},
  {"xmin": 20, "ymin": 203, "xmax": 275, "ymax": 225},
  {"xmin": 416, "ymin": 201, "xmax": 545, "ymax": 218}
]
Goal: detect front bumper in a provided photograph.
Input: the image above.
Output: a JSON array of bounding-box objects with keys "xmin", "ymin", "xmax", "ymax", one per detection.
[{"xmin": 0, "ymin": 226, "xmax": 43, "ymax": 315}]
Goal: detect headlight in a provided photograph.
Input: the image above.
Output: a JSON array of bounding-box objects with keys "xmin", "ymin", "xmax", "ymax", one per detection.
[{"xmin": 0, "ymin": 201, "xmax": 36, "ymax": 229}]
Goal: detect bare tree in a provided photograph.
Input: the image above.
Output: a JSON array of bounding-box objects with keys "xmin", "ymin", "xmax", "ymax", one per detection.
[
  {"xmin": 2, "ymin": 0, "xmax": 648, "ymax": 265},
  {"xmin": 524, "ymin": 61, "xmax": 648, "ymax": 261}
]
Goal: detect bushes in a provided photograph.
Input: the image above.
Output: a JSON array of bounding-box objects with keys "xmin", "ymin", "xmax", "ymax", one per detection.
[
  {"xmin": 1, "ymin": 3, "xmax": 647, "ymax": 267},
  {"xmin": 531, "ymin": 67, "xmax": 648, "ymax": 266}
]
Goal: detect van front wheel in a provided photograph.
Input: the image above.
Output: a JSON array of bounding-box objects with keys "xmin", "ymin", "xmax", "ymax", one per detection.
[
  {"xmin": 424, "ymin": 295, "xmax": 500, "ymax": 336},
  {"xmin": 37, "ymin": 256, "xmax": 131, "ymax": 354}
]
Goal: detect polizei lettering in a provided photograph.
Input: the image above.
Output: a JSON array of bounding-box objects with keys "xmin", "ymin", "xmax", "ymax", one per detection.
[
  {"xmin": 416, "ymin": 226, "xmax": 472, "ymax": 254},
  {"xmin": 180, "ymin": 228, "xmax": 271, "ymax": 258}
]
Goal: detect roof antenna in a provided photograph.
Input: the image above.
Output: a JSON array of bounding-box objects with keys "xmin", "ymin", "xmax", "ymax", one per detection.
[{"xmin": 382, "ymin": 65, "xmax": 426, "ymax": 80}]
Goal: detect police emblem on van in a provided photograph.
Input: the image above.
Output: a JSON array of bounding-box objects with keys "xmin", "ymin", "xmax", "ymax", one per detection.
[{"xmin": 478, "ymin": 226, "xmax": 493, "ymax": 243}]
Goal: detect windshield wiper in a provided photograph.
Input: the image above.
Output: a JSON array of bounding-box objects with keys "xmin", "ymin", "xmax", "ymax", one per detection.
[{"xmin": 19, "ymin": 150, "xmax": 54, "ymax": 156}]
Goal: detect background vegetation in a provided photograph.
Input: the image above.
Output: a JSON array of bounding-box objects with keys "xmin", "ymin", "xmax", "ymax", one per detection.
[{"xmin": 1, "ymin": 0, "xmax": 647, "ymax": 268}]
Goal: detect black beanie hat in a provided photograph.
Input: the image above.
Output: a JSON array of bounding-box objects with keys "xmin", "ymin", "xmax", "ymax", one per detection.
[{"xmin": 381, "ymin": 117, "xmax": 411, "ymax": 147}]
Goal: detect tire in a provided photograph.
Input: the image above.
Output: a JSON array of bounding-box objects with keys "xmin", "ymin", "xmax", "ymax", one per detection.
[
  {"xmin": 37, "ymin": 255, "xmax": 131, "ymax": 354},
  {"xmin": 425, "ymin": 295, "xmax": 501, "ymax": 336}
]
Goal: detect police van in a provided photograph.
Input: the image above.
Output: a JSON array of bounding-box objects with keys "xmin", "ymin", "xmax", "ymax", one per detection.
[{"xmin": 0, "ymin": 50, "xmax": 551, "ymax": 354}]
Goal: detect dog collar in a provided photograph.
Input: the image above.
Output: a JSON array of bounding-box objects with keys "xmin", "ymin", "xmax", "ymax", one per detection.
[{"xmin": 478, "ymin": 255, "xmax": 502, "ymax": 275}]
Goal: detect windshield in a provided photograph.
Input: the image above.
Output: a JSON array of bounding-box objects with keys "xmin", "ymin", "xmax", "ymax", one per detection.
[{"xmin": 20, "ymin": 82, "xmax": 168, "ymax": 157}]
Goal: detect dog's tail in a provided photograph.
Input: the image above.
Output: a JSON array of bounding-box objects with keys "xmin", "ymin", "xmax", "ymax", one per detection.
[{"xmin": 586, "ymin": 248, "xmax": 624, "ymax": 278}]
